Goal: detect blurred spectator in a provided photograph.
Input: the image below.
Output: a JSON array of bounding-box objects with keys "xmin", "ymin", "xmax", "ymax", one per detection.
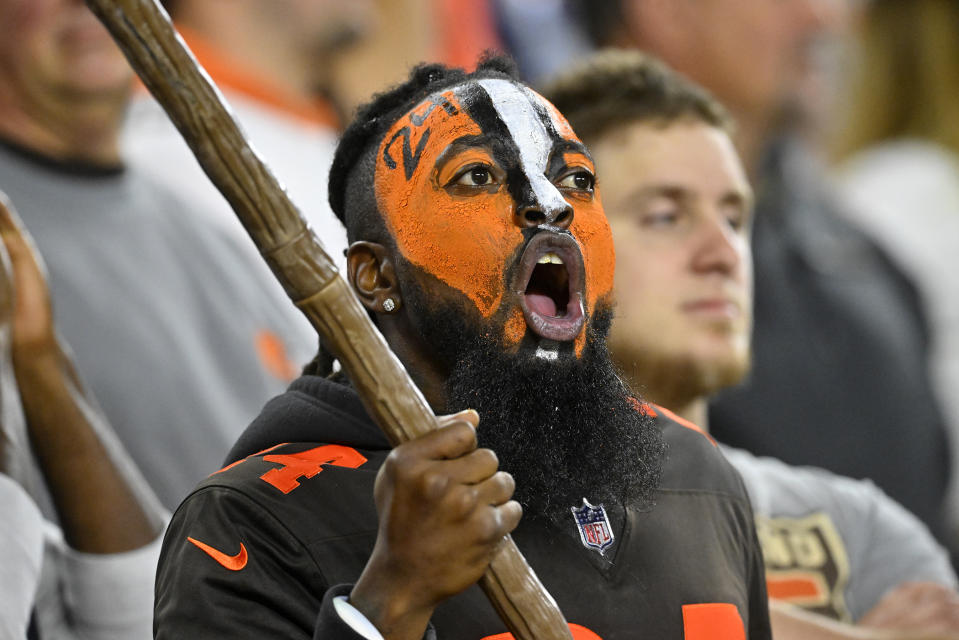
[
  {"xmin": 124, "ymin": 0, "xmax": 371, "ymax": 267},
  {"xmin": 0, "ymin": 193, "xmax": 165, "ymax": 639},
  {"xmin": 562, "ymin": 0, "xmax": 952, "ymax": 550},
  {"xmin": 130, "ymin": 0, "xmax": 502, "ymax": 259},
  {"xmin": 0, "ymin": 0, "xmax": 316, "ymax": 508},
  {"xmin": 493, "ymin": 0, "xmax": 591, "ymax": 85},
  {"xmin": 832, "ymin": 0, "xmax": 959, "ymax": 547},
  {"xmin": 330, "ymin": 0, "xmax": 503, "ymax": 117}
]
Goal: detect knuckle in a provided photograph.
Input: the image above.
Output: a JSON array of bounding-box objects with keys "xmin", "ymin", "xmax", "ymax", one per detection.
[
  {"xmin": 452, "ymin": 422, "xmax": 478, "ymax": 451},
  {"xmin": 449, "ymin": 486, "xmax": 479, "ymax": 518},
  {"xmin": 381, "ymin": 449, "xmax": 402, "ymax": 476},
  {"xmin": 474, "ymin": 512, "xmax": 501, "ymax": 544},
  {"xmin": 385, "ymin": 448, "xmax": 422, "ymax": 485},
  {"xmin": 419, "ymin": 469, "xmax": 449, "ymax": 500}
]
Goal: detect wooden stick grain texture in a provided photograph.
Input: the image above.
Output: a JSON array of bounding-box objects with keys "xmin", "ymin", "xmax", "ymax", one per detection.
[{"xmin": 83, "ymin": 1, "xmax": 573, "ymax": 637}]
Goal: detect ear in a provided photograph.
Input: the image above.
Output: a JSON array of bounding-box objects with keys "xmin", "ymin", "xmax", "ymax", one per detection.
[{"xmin": 347, "ymin": 241, "xmax": 402, "ymax": 314}]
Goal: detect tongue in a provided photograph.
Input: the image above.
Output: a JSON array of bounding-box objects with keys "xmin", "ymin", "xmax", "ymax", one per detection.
[{"xmin": 526, "ymin": 292, "xmax": 559, "ymax": 318}]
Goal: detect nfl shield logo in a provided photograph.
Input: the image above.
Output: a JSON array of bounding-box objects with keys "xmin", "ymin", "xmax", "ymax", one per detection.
[{"xmin": 571, "ymin": 498, "xmax": 614, "ymax": 555}]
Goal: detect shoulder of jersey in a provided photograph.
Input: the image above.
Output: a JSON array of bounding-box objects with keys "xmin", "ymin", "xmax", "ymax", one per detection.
[
  {"xmin": 630, "ymin": 400, "xmax": 747, "ymax": 498},
  {"xmin": 194, "ymin": 441, "xmax": 384, "ymax": 499},
  {"xmin": 629, "ymin": 398, "xmax": 716, "ymax": 445}
]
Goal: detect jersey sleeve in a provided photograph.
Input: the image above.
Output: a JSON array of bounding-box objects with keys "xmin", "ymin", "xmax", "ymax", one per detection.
[
  {"xmin": 155, "ymin": 485, "xmax": 368, "ymax": 639},
  {"xmin": 739, "ymin": 478, "xmax": 774, "ymax": 640}
]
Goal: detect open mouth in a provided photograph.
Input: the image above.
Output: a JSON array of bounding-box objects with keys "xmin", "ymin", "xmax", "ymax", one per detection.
[
  {"xmin": 516, "ymin": 233, "xmax": 586, "ymax": 342},
  {"xmin": 526, "ymin": 254, "xmax": 571, "ymax": 317}
]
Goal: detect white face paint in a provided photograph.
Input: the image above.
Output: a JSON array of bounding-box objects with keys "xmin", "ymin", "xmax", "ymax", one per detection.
[
  {"xmin": 475, "ymin": 78, "xmax": 570, "ymax": 219},
  {"xmin": 535, "ymin": 340, "xmax": 560, "ymax": 361}
]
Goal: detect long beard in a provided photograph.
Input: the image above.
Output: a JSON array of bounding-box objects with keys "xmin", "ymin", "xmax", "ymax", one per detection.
[{"xmin": 403, "ymin": 276, "xmax": 667, "ymax": 524}]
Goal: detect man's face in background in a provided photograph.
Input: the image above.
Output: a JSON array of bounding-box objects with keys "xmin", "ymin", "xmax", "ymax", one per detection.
[
  {"xmin": 619, "ymin": 0, "xmax": 841, "ymax": 124},
  {"xmin": 0, "ymin": 0, "xmax": 131, "ymax": 100},
  {"xmin": 591, "ymin": 118, "xmax": 753, "ymax": 406}
]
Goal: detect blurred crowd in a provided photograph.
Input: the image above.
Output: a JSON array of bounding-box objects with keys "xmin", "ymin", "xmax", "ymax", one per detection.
[{"xmin": 1, "ymin": 0, "xmax": 958, "ymax": 638}]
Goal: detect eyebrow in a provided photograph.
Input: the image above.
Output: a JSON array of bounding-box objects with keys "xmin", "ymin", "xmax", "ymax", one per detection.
[
  {"xmin": 620, "ymin": 184, "xmax": 688, "ymax": 205},
  {"xmin": 620, "ymin": 183, "xmax": 753, "ymax": 208},
  {"xmin": 560, "ymin": 141, "xmax": 593, "ymax": 161},
  {"xmin": 442, "ymin": 134, "xmax": 498, "ymax": 153},
  {"xmin": 719, "ymin": 187, "xmax": 754, "ymax": 214},
  {"xmin": 431, "ymin": 135, "xmax": 499, "ymax": 170}
]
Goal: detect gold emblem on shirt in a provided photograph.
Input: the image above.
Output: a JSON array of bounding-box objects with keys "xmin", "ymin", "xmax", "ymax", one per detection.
[{"xmin": 757, "ymin": 512, "xmax": 851, "ymax": 621}]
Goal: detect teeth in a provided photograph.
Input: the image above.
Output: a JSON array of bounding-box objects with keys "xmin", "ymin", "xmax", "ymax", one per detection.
[{"xmin": 537, "ymin": 252, "xmax": 564, "ymax": 265}]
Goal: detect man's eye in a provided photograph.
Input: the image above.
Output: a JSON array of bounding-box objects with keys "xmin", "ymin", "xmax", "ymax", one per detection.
[
  {"xmin": 642, "ymin": 210, "xmax": 680, "ymax": 227},
  {"xmin": 723, "ymin": 207, "xmax": 748, "ymax": 232},
  {"xmin": 557, "ymin": 170, "xmax": 594, "ymax": 191},
  {"xmin": 454, "ymin": 166, "xmax": 494, "ymax": 186}
]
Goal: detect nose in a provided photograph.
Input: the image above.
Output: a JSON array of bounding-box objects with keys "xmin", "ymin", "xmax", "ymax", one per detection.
[
  {"xmin": 690, "ymin": 213, "xmax": 743, "ymax": 276},
  {"xmin": 516, "ymin": 203, "xmax": 574, "ymax": 230}
]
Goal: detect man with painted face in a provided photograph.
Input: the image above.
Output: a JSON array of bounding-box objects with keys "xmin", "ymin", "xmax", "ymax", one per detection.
[{"xmin": 155, "ymin": 57, "xmax": 772, "ymax": 640}]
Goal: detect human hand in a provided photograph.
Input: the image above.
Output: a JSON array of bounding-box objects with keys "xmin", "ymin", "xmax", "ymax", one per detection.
[
  {"xmin": 0, "ymin": 194, "xmax": 56, "ymax": 365},
  {"xmin": 858, "ymin": 582, "xmax": 959, "ymax": 638},
  {"xmin": 0, "ymin": 194, "xmax": 15, "ymax": 328},
  {"xmin": 349, "ymin": 410, "xmax": 522, "ymax": 639}
]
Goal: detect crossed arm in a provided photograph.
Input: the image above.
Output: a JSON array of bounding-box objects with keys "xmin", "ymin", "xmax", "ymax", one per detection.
[{"xmin": 772, "ymin": 585, "xmax": 959, "ymax": 640}]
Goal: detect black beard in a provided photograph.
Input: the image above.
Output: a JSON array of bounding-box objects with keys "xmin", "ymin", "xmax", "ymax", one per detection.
[{"xmin": 403, "ymin": 276, "xmax": 667, "ymax": 524}]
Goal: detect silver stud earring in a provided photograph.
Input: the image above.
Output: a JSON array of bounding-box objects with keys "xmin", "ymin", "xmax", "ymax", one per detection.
[{"xmin": 382, "ymin": 298, "xmax": 396, "ymax": 312}]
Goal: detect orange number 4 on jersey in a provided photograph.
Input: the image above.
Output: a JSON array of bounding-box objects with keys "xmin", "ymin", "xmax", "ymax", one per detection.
[{"xmin": 260, "ymin": 445, "xmax": 367, "ymax": 494}]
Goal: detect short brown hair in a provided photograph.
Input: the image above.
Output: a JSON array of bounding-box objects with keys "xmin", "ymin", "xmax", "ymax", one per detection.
[{"xmin": 539, "ymin": 49, "xmax": 733, "ymax": 144}]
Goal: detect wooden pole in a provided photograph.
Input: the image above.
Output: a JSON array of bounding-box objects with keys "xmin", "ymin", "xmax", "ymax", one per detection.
[{"xmin": 84, "ymin": 1, "xmax": 572, "ymax": 637}]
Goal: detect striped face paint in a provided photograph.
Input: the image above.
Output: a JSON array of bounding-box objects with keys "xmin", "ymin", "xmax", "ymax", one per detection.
[{"xmin": 374, "ymin": 79, "xmax": 614, "ymax": 353}]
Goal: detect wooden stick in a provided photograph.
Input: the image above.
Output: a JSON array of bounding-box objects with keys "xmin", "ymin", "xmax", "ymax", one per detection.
[{"xmin": 83, "ymin": 1, "xmax": 572, "ymax": 638}]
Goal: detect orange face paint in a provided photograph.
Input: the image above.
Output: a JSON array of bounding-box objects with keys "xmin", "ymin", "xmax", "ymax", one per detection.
[
  {"xmin": 562, "ymin": 150, "xmax": 615, "ymax": 314},
  {"xmin": 373, "ymin": 81, "xmax": 615, "ymax": 351},
  {"xmin": 375, "ymin": 89, "xmax": 517, "ymax": 317},
  {"xmin": 504, "ymin": 307, "xmax": 527, "ymax": 346}
]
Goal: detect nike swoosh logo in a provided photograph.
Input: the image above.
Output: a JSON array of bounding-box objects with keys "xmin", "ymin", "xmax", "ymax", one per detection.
[{"xmin": 187, "ymin": 536, "xmax": 248, "ymax": 571}]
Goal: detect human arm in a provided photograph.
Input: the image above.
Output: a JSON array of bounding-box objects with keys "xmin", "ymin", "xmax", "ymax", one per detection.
[
  {"xmin": 770, "ymin": 597, "xmax": 959, "ymax": 640},
  {"xmin": 850, "ymin": 481, "xmax": 957, "ymax": 615},
  {"xmin": 0, "ymin": 194, "xmax": 165, "ymax": 553},
  {"xmin": 764, "ymin": 479, "xmax": 959, "ymax": 640},
  {"xmin": 857, "ymin": 582, "xmax": 959, "ymax": 638}
]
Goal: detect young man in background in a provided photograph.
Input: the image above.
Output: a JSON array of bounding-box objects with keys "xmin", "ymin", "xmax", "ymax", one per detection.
[{"xmin": 543, "ymin": 48, "xmax": 959, "ymax": 640}]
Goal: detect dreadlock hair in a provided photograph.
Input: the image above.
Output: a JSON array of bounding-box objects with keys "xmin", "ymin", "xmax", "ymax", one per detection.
[
  {"xmin": 539, "ymin": 49, "xmax": 733, "ymax": 146},
  {"xmin": 327, "ymin": 53, "xmax": 520, "ymax": 245},
  {"xmin": 310, "ymin": 54, "xmax": 521, "ymax": 378}
]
